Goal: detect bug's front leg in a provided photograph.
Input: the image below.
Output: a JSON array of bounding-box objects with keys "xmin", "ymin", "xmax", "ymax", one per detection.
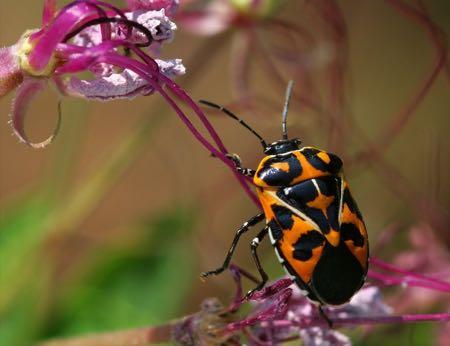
[
  {"xmin": 225, "ymin": 153, "xmax": 256, "ymax": 177},
  {"xmin": 245, "ymin": 226, "xmax": 269, "ymax": 300},
  {"xmin": 201, "ymin": 213, "xmax": 265, "ymax": 278}
]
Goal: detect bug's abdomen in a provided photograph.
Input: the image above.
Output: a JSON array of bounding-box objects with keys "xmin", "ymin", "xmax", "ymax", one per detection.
[{"xmin": 310, "ymin": 240, "xmax": 366, "ymax": 305}]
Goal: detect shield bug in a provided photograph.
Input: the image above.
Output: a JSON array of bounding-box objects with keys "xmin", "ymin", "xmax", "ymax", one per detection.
[{"xmin": 200, "ymin": 81, "xmax": 369, "ymax": 317}]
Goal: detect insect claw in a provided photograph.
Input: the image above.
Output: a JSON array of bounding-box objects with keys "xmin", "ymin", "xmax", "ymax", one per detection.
[
  {"xmin": 225, "ymin": 153, "xmax": 242, "ymax": 167},
  {"xmin": 244, "ymin": 290, "xmax": 254, "ymax": 300},
  {"xmin": 244, "ymin": 283, "xmax": 264, "ymax": 300},
  {"xmin": 201, "ymin": 268, "xmax": 224, "ymax": 278}
]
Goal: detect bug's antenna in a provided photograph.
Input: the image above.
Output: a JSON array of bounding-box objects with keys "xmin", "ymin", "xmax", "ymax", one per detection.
[
  {"xmin": 199, "ymin": 100, "xmax": 268, "ymax": 149},
  {"xmin": 281, "ymin": 80, "xmax": 294, "ymax": 140}
]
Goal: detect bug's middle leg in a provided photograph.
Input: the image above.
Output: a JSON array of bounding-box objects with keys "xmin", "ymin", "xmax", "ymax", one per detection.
[
  {"xmin": 245, "ymin": 226, "xmax": 269, "ymax": 299},
  {"xmin": 201, "ymin": 213, "xmax": 265, "ymax": 278},
  {"xmin": 319, "ymin": 305, "xmax": 334, "ymax": 328}
]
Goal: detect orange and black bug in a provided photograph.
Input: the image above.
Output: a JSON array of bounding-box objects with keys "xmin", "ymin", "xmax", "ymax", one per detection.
[{"xmin": 200, "ymin": 81, "xmax": 369, "ymax": 319}]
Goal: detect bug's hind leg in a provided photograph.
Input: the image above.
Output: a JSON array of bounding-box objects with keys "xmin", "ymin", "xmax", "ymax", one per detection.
[
  {"xmin": 245, "ymin": 227, "xmax": 269, "ymax": 300},
  {"xmin": 318, "ymin": 305, "xmax": 333, "ymax": 328},
  {"xmin": 201, "ymin": 213, "xmax": 265, "ymax": 278}
]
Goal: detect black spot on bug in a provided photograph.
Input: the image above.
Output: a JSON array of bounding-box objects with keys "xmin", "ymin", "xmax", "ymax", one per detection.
[
  {"xmin": 268, "ymin": 219, "xmax": 283, "ymax": 242},
  {"xmin": 277, "ymin": 177, "xmax": 341, "ymax": 235},
  {"xmin": 279, "ymin": 179, "xmax": 318, "ymax": 205},
  {"xmin": 301, "ymin": 148, "xmax": 342, "ymax": 174},
  {"xmin": 257, "ymin": 154, "xmax": 302, "ymax": 186},
  {"xmin": 326, "ymin": 153, "xmax": 343, "ymax": 174},
  {"xmin": 341, "ymin": 223, "xmax": 365, "ymax": 247},
  {"xmin": 292, "ymin": 230, "xmax": 325, "ymax": 261},
  {"xmin": 311, "ymin": 240, "xmax": 366, "ymax": 305},
  {"xmin": 343, "ymin": 187, "xmax": 363, "ymax": 218},
  {"xmin": 271, "ymin": 205, "xmax": 294, "ymax": 230}
]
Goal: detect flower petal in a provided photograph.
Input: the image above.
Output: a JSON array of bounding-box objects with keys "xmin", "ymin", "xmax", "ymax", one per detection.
[
  {"xmin": 336, "ymin": 286, "xmax": 393, "ymax": 318},
  {"xmin": 0, "ymin": 45, "xmax": 23, "ymax": 97},
  {"xmin": 177, "ymin": 2, "xmax": 233, "ymax": 36},
  {"xmin": 299, "ymin": 327, "xmax": 351, "ymax": 346},
  {"xmin": 126, "ymin": 8, "xmax": 178, "ymax": 43},
  {"xmin": 66, "ymin": 58, "xmax": 185, "ymax": 100},
  {"xmin": 126, "ymin": 0, "xmax": 180, "ymax": 17},
  {"xmin": 155, "ymin": 58, "xmax": 185, "ymax": 77},
  {"xmin": 42, "ymin": 0, "xmax": 57, "ymax": 27},
  {"xmin": 10, "ymin": 78, "xmax": 61, "ymax": 149},
  {"xmin": 29, "ymin": 2, "xmax": 97, "ymax": 71},
  {"xmin": 68, "ymin": 69, "xmax": 152, "ymax": 100}
]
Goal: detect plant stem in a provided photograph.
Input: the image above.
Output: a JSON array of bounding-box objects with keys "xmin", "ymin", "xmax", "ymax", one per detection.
[{"xmin": 38, "ymin": 323, "xmax": 175, "ymax": 346}]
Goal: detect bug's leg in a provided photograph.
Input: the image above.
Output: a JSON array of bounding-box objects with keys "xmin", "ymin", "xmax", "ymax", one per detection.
[
  {"xmin": 210, "ymin": 152, "xmax": 255, "ymax": 177},
  {"xmin": 245, "ymin": 227, "xmax": 269, "ymax": 299},
  {"xmin": 236, "ymin": 166, "xmax": 256, "ymax": 178},
  {"xmin": 201, "ymin": 213, "xmax": 265, "ymax": 278},
  {"xmin": 318, "ymin": 305, "xmax": 333, "ymax": 328},
  {"xmin": 227, "ymin": 153, "xmax": 256, "ymax": 177}
]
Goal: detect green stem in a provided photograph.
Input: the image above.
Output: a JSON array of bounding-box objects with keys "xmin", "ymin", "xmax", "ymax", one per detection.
[{"xmin": 38, "ymin": 323, "xmax": 175, "ymax": 346}]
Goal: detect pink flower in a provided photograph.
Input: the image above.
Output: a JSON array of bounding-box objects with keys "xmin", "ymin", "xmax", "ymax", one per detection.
[
  {"xmin": 1, "ymin": 0, "xmax": 184, "ymax": 148},
  {"xmin": 207, "ymin": 267, "xmax": 393, "ymax": 345},
  {"xmin": 126, "ymin": 0, "xmax": 180, "ymax": 17},
  {"xmin": 389, "ymin": 223, "xmax": 450, "ymax": 313},
  {"xmin": 176, "ymin": 0, "xmax": 280, "ymax": 36},
  {"xmin": 183, "ymin": 265, "xmax": 448, "ymax": 345}
]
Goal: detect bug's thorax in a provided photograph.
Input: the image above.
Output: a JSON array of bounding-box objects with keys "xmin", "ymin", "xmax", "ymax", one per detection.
[{"xmin": 253, "ymin": 146, "xmax": 343, "ymax": 189}]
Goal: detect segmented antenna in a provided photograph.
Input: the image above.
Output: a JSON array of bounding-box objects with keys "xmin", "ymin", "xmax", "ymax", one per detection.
[
  {"xmin": 199, "ymin": 100, "xmax": 268, "ymax": 149},
  {"xmin": 282, "ymin": 80, "xmax": 294, "ymax": 140}
]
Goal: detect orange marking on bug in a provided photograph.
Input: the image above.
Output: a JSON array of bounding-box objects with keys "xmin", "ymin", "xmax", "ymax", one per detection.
[
  {"xmin": 279, "ymin": 215, "xmax": 325, "ymax": 283},
  {"xmin": 307, "ymin": 193, "xmax": 334, "ymax": 217},
  {"xmin": 271, "ymin": 161, "xmax": 290, "ymax": 172},
  {"xmin": 291, "ymin": 152, "xmax": 331, "ymax": 184},
  {"xmin": 341, "ymin": 203, "xmax": 354, "ymax": 222},
  {"xmin": 340, "ymin": 202, "xmax": 368, "ymax": 269},
  {"xmin": 325, "ymin": 229, "xmax": 340, "ymax": 247},
  {"xmin": 317, "ymin": 151, "xmax": 331, "ymax": 164},
  {"xmin": 257, "ymin": 188, "xmax": 278, "ymax": 220}
]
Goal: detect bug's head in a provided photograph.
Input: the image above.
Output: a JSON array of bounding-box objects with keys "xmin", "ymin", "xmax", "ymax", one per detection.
[{"xmin": 264, "ymin": 138, "xmax": 301, "ymax": 155}]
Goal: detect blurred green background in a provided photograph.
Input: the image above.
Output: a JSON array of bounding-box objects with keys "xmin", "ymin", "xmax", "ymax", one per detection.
[{"xmin": 0, "ymin": 1, "xmax": 449, "ymax": 345}]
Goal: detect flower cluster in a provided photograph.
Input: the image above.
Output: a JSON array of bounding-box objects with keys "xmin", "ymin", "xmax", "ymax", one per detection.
[
  {"xmin": 1, "ymin": 0, "xmax": 183, "ymax": 147},
  {"xmin": 174, "ymin": 264, "xmax": 449, "ymax": 345}
]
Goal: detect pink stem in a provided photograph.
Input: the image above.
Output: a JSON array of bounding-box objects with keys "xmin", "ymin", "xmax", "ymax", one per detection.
[
  {"xmin": 158, "ymin": 75, "xmax": 260, "ymax": 206},
  {"xmin": 368, "ymin": 270, "xmax": 450, "ymax": 292},
  {"xmin": 92, "ymin": 52, "xmax": 259, "ymax": 205},
  {"xmin": 268, "ymin": 312, "xmax": 450, "ymax": 329},
  {"xmin": 370, "ymin": 258, "xmax": 450, "ymax": 291}
]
